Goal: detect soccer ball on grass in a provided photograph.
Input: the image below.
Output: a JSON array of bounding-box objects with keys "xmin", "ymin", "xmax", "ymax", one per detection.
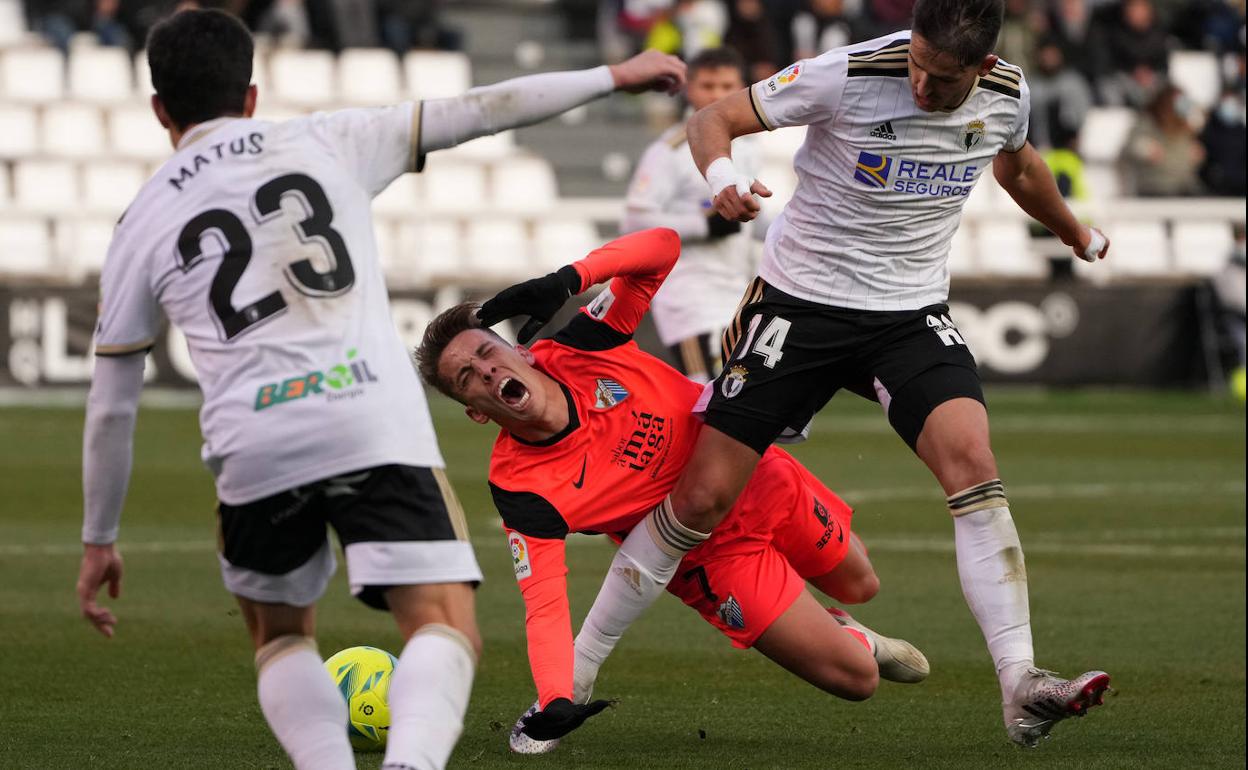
[{"xmin": 324, "ymin": 645, "xmax": 397, "ymax": 752}]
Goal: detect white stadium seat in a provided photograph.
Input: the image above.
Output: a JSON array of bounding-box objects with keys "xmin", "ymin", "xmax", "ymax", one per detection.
[
  {"xmin": 1168, "ymin": 50, "xmax": 1221, "ymax": 111},
  {"xmin": 532, "ymin": 217, "xmax": 599, "ymax": 272},
  {"xmin": 0, "ymin": 0, "xmax": 28, "ymax": 47},
  {"xmin": 404, "ymin": 50, "xmax": 471, "ymax": 100},
  {"xmin": 337, "ymin": 48, "xmax": 402, "ymax": 105},
  {"xmin": 0, "ymin": 104, "xmax": 38, "ymax": 159},
  {"xmin": 1103, "ymin": 221, "xmax": 1171, "ymax": 277},
  {"xmin": 82, "ymin": 161, "xmax": 146, "ymax": 217},
  {"xmin": 42, "ymin": 103, "xmax": 107, "ymax": 159},
  {"xmin": 490, "ymin": 156, "xmax": 558, "ymax": 213},
  {"xmin": 758, "ymin": 125, "xmax": 806, "ymax": 162},
  {"xmin": 268, "ymin": 49, "xmax": 335, "ymax": 107},
  {"xmin": 133, "ymin": 50, "xmax": 152, "ymax": 97},
  {"xmin": 1078, "ymin": 108, "xmax": 1135, "ymax": 164},
  {"xmin": 0, "ymin": 163, "xmax": 10, "ymax": 210},
  {"xmin": 372, "ymin": 173, "xmax": 421, "ymax": 218},
  {"xmin": 400, "ymin": 220, "xmax": 464, "ymax": 285},
  {"xmin": 13, "ymin": 160, "xmax": 80, "ymax": 215},
  {"xmin": 1082, "ymin": 162, "xmax": 1123, "ymax": 200},
  {"xmin": 69, "ymin": 46, "xmax": 133, "ymax": 103},
  {"xmin": 0, "ymin": 216, "xmax": 54, "ymax": 276},
  {"xmin": 1171, "ymin": 220, "xmax": 1236, "ymax": 276},
  {"xmin": 422, "ymin": 160, "xmax": 487, "ymax": 214},
  {"xmin": 108, "ymin": 104, "xmax": 172, "ymax": 161},
  {"xmin": 976, "ymin": 220, "xmax": 1045, "ymax": 278},
  {"xmin": 55, "ymin": 215, "xmax": 116, "ymax": 277},
  {"xmin": 0, "ymin": 46, "xmax": 64, "ymax": 102},
  {"xmin": 465, "ymin": 217, "xmax": 531, "ymax": 283}
]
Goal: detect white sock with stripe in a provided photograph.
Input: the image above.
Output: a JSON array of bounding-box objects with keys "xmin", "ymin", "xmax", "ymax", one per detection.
[
  {"xmin": 382, "ymin": 624, "xmax": 477, "ymax": 770},
  {"xmin": 255, "ymin": 635, "xmax": 355, "ymax": 770},
  {"xmin": 949, "ymin": 479, "xmax": 1035, "ymax": 699},
  {"xmin": 572, "ymin": 496, "xmax": 709, "ymax": 701}
]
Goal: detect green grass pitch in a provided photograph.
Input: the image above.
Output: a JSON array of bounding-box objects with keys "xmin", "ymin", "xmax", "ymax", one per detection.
[{"xmin": 1, "ymin": 389, "xmax": 1243, "ymax": 768}]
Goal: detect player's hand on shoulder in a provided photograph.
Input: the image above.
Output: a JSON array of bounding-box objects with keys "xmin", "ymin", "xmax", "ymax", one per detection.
[
  {"xmin": 609, "ymin": 49, "xmax": 686, "ymax": 95},
  {"xmin": 1074, "ymin": 226, "xmax": 1110, "ymax": 262},
  {"xmin": 478, "ymin": 265, "xmax": 582, "ymax": 344},
  {"xmin": 519, "ymin": 697, "xmax": 613, "ymax": 741},
  {"xmin": 76, "ymin": 543, "xmax": 123, "ymax": 638}
]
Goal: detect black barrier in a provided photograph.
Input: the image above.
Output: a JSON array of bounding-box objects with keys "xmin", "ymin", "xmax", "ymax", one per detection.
[{"xmin": 0, "ymin": 281, "xmax": 1213, "ymax": 389}]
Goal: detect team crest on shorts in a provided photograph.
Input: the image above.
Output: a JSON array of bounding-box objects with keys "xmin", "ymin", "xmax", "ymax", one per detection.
[
  {"xmin": 721, "ymin": 366, "xmax": 748, "ymax": 399},
  {"xmin": 962, "ymin": 119, "xmax": 986, "ymax": 151},
  {"xmin": 717, "ymin": 595, "xmax": 746, "ymax": 630},
  {"xmin": 594, "ymin": 378, "xmax": 629, "ymax": 409}
]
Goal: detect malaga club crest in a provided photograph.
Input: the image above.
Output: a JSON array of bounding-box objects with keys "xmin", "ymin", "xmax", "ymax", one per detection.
[
  {"xmin": 962, "ymin": 119, "xmax": 986, "ymax": 151},
  {"xmin": 717, "ymin": 595, "xmax": 746, "ymax": 630},
  {"xmin": 594, "ymin": 378, "xmax": 629, "ymax": 409}
]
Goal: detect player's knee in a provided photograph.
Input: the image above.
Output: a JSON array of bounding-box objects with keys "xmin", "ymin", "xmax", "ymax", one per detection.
[
  {"xmin": 817, "ymin": 659, "xmax": 878, "ymax": 701},
  {"xmin": 671, "ymin": 482, "xmax": 734, "ymax": 533},
  {"xmin": 839, "ymin": 572, "xmax": 880, "ymax": 605}
]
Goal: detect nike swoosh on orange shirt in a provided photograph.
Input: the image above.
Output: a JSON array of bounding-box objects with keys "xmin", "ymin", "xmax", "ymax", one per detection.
[{"xmin": 572, "ymin": 455, "xmax": 587, "ymax": 489}]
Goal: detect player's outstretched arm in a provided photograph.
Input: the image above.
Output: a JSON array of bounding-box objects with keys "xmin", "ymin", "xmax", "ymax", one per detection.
[
  {"xmin": 687, "ymin": 89, "xmax": 772, "ymax": 223},
  {"xmin": 77, "ymin": 353, "xmax": 144, "ymax": 637},
  {"xmin": 993, "ymin": 141, "xmax": 1110, "ymax": 262},
  {"xmin": 419, "ymin": 49, "xmax": 686, "ymax": 154},
  {"xmin": 478, "ymin": 228, "xmax": 681, "ymax": 343}
]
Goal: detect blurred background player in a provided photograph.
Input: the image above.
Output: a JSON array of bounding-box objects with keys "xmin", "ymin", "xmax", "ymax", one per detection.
[
  {"xmin": 73, "ymin": 9, "xmax": 685, "ymax": 770},
  {"xmin": 418, "ymin": 229, "xmax": 928, "ymax": 753},
  {"xmin": 621, "ymin": 47, "xmax": 762, "ymax": 383},
  {"xmin": 480, "ymin": 0, "xmax": 1116, "ymax": 751}
]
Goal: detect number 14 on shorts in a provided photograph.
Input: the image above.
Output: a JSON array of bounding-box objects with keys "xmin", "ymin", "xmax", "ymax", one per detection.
[{"xmin": 737, "ymin": 315, "xmax": 792, "ymax": 369}]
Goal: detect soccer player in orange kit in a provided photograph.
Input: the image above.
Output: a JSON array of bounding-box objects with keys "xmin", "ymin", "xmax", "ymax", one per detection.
[{"xmin": 416, "ymin": 229, "xmax": 928, "ymax": 752}]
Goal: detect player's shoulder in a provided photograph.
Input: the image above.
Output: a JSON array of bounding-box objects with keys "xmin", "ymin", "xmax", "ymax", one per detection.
[
  {"xmin": 977, "ymin": 57, "xmax": 1026, "ymax": 100},
  {"xmin": 844, "ymin": 31, "xmax": 912, "ymax": 79}
]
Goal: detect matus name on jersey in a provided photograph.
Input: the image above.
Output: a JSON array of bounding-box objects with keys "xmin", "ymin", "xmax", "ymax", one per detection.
[
  {"xmin": 853, "ymin": 151, "xmax": 979, "ymax": 197},
  {"xmin": 254, "ymin": 348, "xmax": 379, "ymax": 410}
]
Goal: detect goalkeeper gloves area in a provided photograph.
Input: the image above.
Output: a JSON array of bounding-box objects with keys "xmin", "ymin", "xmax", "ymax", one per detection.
[
  {"xmin": 519, "ymin": 697, "xmax": 613, "ymax": 741},
  {"xmin": 477, "ymin": 264, "xmax": 582, "ymax": 344}
]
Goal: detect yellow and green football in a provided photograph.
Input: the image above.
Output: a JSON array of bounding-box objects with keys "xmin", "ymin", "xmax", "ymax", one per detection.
[{"xmin": 324, "ymin": 645, "xmax": 398, "ymax": 752}]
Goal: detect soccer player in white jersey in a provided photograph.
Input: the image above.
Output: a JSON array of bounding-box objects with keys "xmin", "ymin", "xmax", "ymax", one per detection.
[
  {"xmin": 72, "ymin": 9, "xmax": 684, "ymax": 770},
  {"xmin": 480, "ymin": 0, "xmax": 1114, "ymax": 751},
  {"xmin": 621, "ymin": 48, "xmax": 762, "ymax": 383}
]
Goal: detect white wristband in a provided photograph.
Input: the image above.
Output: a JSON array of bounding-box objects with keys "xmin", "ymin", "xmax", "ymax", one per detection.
[
  {"xmin": 1078, "ymin": 227, "xmax": 1107, "ymax": 262},
  {"xmin": 705, "ymin": 156, "xmax": 752, "ymax": 198}
]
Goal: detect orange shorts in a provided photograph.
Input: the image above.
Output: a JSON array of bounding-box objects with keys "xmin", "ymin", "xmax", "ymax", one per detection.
[{"xmin": 664, "ymin": 447, "xmax": 853, "ymax": 648}]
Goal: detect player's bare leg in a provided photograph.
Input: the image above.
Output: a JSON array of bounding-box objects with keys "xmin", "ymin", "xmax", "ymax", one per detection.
[
  {"xmin": 915, "ymin": 397, "xmax": 1109, "ymax": 746},
  {"xmin": 808, "ymin": 535, "xmax": 929, "ymax": 684},
  {"xmin": 238, "ymin": 597, "xmax": 355, "ymax": 770},
  {"xmin": 382, "ymin": 582, "xmax": 480, "ymax": 770},
  {"xmin": 669, "ymin": 425, "xmax": 762, "ymax": 533},
  {"xmin": 752, "ymin": 590, "xmax": 878, "ymax": 701}
]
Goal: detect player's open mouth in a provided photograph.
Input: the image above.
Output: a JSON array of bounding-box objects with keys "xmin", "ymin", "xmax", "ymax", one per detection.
[{"xmin": 497, "ymin": 376, "xmax": 530, "ymax": 409}]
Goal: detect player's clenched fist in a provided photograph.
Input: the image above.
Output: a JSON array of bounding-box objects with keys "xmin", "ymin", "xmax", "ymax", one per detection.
[
  {"xmin": 713, "ymin": 179, "xmax": 772, "ymax": 222},
  {"xmin": 519, "ymin": 697, "xmax": 613, "ymax": 741},
  {"xmin": 609, "ymin": 49, "xmax": 687, "ymax": 95},
  {"xmin": 477, "ymin": 264, "xmax": 583, "ymax": 344}
]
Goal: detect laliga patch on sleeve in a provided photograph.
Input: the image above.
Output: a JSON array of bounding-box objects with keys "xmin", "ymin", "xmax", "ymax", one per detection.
[
  {"xmin": 586, "ymin": 287, "xmax": 616, "ymax": 320},
  {"xmin": 765, "ymin": 63, "xmax": 802, "ymax": 94},
  {"xmin": 509, "ymin": 532, "xmax": 532, "ymax": 580}
]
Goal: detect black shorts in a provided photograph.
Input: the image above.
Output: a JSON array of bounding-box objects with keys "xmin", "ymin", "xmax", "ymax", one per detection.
[
  {"xmin": 703, "ymin": 278, "xmax": 984, "ymax": 453},
  {"xmin": 217, "ymin": 465, "xmax": 481, "ymax": 609}
]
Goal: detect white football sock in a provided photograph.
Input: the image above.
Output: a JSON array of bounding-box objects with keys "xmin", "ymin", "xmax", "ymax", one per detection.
[
  {"xmin": 255, "ymin": 635, "xmax": 355, "ymax": 770},
  {"xmin": 949, "ymin": 480, "xmax": 1035, "ymax": 700},
  {"xmin": 573, "ymin": 497, "xmax": 709, "ymax": 701},
  {"xmin": 381, "ymin": 624, "xmax": 477, "ymax": 770}
]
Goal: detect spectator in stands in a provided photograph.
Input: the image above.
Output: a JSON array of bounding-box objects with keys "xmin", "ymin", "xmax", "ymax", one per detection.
[
  {"xmin": 1047, "ymin": 0, "xmax": 1102, "ymax": 84},
  {"xmin": 673, "ymin": 0, "xmax": 730, "ymax": 60},
  {"xmin": 1211, "ymin": 228, "xmax": 1246, "ymax": 400},
  {"xmin": 1172, "ymin": 0, "xmax": 1245, "ymax": 53},
  {"xmin": 724, "ymin": 0, "xmax": 781, "ymax": 82},
  {"xmin": 1122, "ymin": 83, "xmax": 1207, "ymax": 195},
  {"xmin": 865, "ymin": 0, "xmax": 913, "ymax": 36},
  {"xmin": 376, "ymin": 0, "xmax": 463, "ymax": 54},
  {"xmin": 255, "ymin": 0, "xmax": 312, "ymax": 48},
  {"xmin": 1199, "ymin": 83, "xmax": 1247, "ymax": 195},
  {"xmin": 1029, "ymin": 36, "xmax": 1095, "ymax": 150},
  {"xmin": 790, "ymin": 0, "xmax": 870, "ymax": 59},
  {"xmin": 1099, "ymin": 0, "xmax": 1172, "ymax": 106},
  {"xmin": 23, "ymin": 0, "xmax": 131, "ymax": 52},
  {"xmin": 996, "ymin": 0, "xmax": 1042, "ymax": 77}
]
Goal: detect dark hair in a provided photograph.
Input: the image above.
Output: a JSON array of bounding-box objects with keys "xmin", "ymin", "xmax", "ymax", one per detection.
[
  {"xmin": 415, "ymin": 302, "xmax": 488, "ymax": 397},
  {"xmin": 147, "ymin": 9, "xmax": 254, "ymax": 128},
  {"xmin": 912, "ymin": 0, "xmax": 1004, "ymax": 67},
  {"xmin": 687, "ymin": 47, "xmax": 748, "ymax": 82}
]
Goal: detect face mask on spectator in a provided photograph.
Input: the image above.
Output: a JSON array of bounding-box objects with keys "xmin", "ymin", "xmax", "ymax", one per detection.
[{"xmin": 1216, "ymin": 95, "xmax": 1246, "ymax": 126}]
